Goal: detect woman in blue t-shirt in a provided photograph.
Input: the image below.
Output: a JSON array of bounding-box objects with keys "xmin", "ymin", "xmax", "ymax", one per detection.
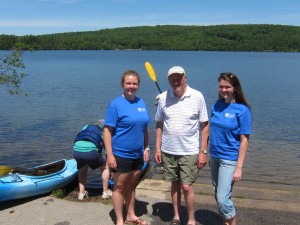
[
  {"xmin": 209, "ymin": 72, "xmax": 252, "ymax": 225},
  {"xmin": 103, "ymin": 70, "xmax": 151, "ymax": 225}
]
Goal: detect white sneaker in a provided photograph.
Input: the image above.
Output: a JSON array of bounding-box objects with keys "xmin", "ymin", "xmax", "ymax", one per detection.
[
  {"xmin": 78, "ymin": 191, "xmax": 88, "ymax": 200},
  {"xmin": 102, "ymin": 189, "xmax": 113, "ymax": 199}
]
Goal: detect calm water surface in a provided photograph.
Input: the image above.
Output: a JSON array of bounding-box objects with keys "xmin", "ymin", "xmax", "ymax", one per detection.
[{"xmin": 1, "ymin": 50, "xmax": 299, "ymax": 190}]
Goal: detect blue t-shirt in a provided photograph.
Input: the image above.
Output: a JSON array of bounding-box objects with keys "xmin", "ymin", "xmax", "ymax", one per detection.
[
  {"xmin": 105, "ymin": 95, "xmax": 151, "ymax": 159},
  {"xmin": 209, "ymin": 100, "xmax": 252, "ymax": 161}
]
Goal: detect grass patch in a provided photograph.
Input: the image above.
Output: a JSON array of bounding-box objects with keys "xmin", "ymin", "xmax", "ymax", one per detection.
[
  {"xmin": 52, "ymin": 189, "xmax": 66, "ymax": 199},
  {"xmin": 101, "ymin": 199, "xmax": 113, "ymax": 205}
]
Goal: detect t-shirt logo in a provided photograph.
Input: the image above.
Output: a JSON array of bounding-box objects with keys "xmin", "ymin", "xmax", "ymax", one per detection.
[
  {"xmin": 138, "ymin": 108, "xmax": 146, "ymax": 112},
  {"xmin": 225, "ymin": 113, "xmax": 235, "ymax": 118}
]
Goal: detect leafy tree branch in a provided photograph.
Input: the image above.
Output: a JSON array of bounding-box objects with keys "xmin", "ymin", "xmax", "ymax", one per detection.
[{"xmin": 0, "ymin": 50, "xmax": 28, "ymax": 95}]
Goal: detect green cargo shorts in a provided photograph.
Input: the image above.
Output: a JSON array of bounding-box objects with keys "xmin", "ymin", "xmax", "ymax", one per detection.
[{"xmin": 162, "ymin": 152, "xmax": 199, "ymax": 185}]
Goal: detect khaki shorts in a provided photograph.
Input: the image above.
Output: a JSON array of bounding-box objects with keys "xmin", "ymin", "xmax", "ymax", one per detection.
[{"xmin": 162, "ymin": 152, "xmax": 199, "ymax": 185}]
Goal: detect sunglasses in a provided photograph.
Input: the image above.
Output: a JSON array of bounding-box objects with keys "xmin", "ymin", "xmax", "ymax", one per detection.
[{"xmin": 220, "ymin": 72, "xmax": 235, "ymax": 79}]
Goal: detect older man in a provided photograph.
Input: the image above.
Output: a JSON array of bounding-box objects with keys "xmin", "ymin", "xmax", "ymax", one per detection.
[{"xmin": 155, "ymin": 66, "xmax": 209, "ymax": 225}]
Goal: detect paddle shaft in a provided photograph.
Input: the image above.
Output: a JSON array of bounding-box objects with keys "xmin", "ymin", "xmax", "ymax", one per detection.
[
  {"xmin": 14, "ymin": 167, "xmax": 48, "ymax": 175},
  {"xmin": 0, "ymin": 166, "xmax": 47, "ymax": 176},
  {"xmin": 155, "ymin": 82, "xmax": 162, "ymax": 93}
]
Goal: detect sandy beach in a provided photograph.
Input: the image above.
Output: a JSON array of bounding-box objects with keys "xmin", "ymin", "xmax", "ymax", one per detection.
[{"xmin": 0, "ymin": 179, "xmax": 299, "ymax": 225}]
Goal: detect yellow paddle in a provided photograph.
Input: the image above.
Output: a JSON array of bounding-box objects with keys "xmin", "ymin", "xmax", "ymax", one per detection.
[
  {"xmin": 145, "ymin": 62, "xmax": 162, "ymax": 93},
  {"xmin": 0, "ymin": 165, "xmax": 47, "ymax": 176},
  {"xmin": 0, "ymin": 166, "xmax": 12, "ymax": 176}
]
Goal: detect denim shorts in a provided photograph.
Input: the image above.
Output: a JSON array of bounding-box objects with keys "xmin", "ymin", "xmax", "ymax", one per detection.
[
  {"xmin": 162, "ymin": 152, "xmax": 199, "ymax": 185},
  {"xmin": 73, "ymin": 150, "xmax": 106, "ymax": 170},
  {"xmin": 210, "ymin": 155, "xmax": 237, "ymax": 219}
]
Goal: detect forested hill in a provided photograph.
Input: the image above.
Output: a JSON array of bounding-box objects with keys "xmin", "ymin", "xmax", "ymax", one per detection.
[{"xmin": 1, "ymin": 24, "xmax": 300, "ymax": 52}]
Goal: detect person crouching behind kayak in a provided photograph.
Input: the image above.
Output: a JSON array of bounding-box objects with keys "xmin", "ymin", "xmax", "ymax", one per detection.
[{"xmin": 73, "ymin": 119, "xmax": 112, "ymax": 200}]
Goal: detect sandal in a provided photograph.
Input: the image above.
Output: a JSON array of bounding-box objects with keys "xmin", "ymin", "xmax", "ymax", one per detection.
[
  {"xmin": 125, "ymin": 218, "xmax": 148, "ymax": 225},
  {"xmin": 170, "ymin": 219, "xmax": 182, "ymax": 225}
]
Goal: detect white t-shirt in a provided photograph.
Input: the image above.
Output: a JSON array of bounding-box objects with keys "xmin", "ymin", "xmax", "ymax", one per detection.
[{"xmin": 155, "ymin": 85, "xmax": 208, "ymax": 155}]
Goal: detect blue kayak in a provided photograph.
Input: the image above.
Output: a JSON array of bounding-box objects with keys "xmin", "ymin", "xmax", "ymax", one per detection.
[
  {"xmin": 109, "ymin": 161, "xmax": 149, "ymax": 189},
  {"xmin": 0, "ymin": 159, "xmax": 78, "ymax": 202}
]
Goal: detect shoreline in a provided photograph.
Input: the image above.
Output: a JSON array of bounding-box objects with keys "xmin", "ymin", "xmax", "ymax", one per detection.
[
  {"xmin": 1, "ymin": 178, "xmax": 299, "ymax": 225},
  {"xmin": 137, "ymin": 179, "xmax": 300, "ymax": 209},
  {"xmin": 195, "ymin": 177, "xmax": 300, "ymax": 192},
  {"xmin": 150, "ymin": 164, "xmax": 300, "ymax": 192}
]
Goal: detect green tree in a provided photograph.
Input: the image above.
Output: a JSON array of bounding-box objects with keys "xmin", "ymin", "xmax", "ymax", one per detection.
[{"xmin": 0, "ymin": 49, "xmax": 28, "ymax": 95}]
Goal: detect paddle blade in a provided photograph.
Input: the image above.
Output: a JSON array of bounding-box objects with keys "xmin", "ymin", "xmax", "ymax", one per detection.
[
  {"xmin": 0, "ymin": 166, "xmax": 13, "ymax": 176},
  {"xmin": 145, "ymin": 62, "xmax": 157, "ymax": 82}
]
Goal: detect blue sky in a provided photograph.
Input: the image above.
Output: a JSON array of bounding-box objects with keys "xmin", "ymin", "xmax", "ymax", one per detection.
[{"xmin": 1, "ymin": 0, "xmax": 299, "ymax": 36}]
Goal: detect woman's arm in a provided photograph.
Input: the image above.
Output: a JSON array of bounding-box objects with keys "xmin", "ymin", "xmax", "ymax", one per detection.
[
  {"xmin": 233, "ymin": 134, "xmax": 249, "ymax": 181},
  {"xmin": 143, "ymin": 128, "xmax": 150, "ymax": 162},
  {"xmin": 103, "ymin": 126, "xmax": 117, "ymax": 169}
]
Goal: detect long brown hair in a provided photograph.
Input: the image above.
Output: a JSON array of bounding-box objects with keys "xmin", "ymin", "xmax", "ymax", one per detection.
[{"xmin": 218, "ymin": 72, "xmax": 251, "ymax": 108}]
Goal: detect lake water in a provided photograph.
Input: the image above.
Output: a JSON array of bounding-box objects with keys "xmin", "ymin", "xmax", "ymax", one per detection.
[{"xmin": 1, "ymin": 50, "xmax": 299, "ymax": 191}]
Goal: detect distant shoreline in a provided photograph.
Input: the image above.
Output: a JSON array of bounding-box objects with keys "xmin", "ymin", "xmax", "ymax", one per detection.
[{"xmin": 1, "ymin": 24, "xmax": 300, "ymax": 52}]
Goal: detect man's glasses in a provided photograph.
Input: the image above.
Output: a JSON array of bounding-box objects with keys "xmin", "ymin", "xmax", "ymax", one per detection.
[{"xmin": 169, "ymin": 77, "xmax": 183, "ymax": 83}]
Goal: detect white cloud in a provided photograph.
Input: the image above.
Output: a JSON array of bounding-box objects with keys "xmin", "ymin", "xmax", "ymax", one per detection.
[
  {"xmin": 0, "ymin": 20, "xmax": 74, "ymax": 27},
  {"xmin": 0, "ymin": 19, "xmax": 115, "ymax": 29},
  {"xmin": 111, "ymin": 0, "xmax": 138, "ymax": 3},
  {"xmin": 35, "ymin": 0, "xmax": 83, "ymax": 3}
]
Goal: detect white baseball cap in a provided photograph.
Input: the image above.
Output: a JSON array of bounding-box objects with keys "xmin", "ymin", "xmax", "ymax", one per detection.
[{"xmin": 168, "ymin": 66, "xmax": 185, "ymax": 77}]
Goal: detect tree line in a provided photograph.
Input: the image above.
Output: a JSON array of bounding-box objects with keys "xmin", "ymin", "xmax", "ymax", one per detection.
[{"xmin": 1, "ymin": 24, "xmax": 300, "ymax": 52}]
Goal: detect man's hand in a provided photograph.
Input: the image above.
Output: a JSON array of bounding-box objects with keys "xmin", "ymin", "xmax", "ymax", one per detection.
[
  {"xmin": 155, "ymin": 148, "xmax": 162, "ymax": 164},
  {"xmin": 197, "ymin": 153, "xmax": 207, "ymax": 169}
]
